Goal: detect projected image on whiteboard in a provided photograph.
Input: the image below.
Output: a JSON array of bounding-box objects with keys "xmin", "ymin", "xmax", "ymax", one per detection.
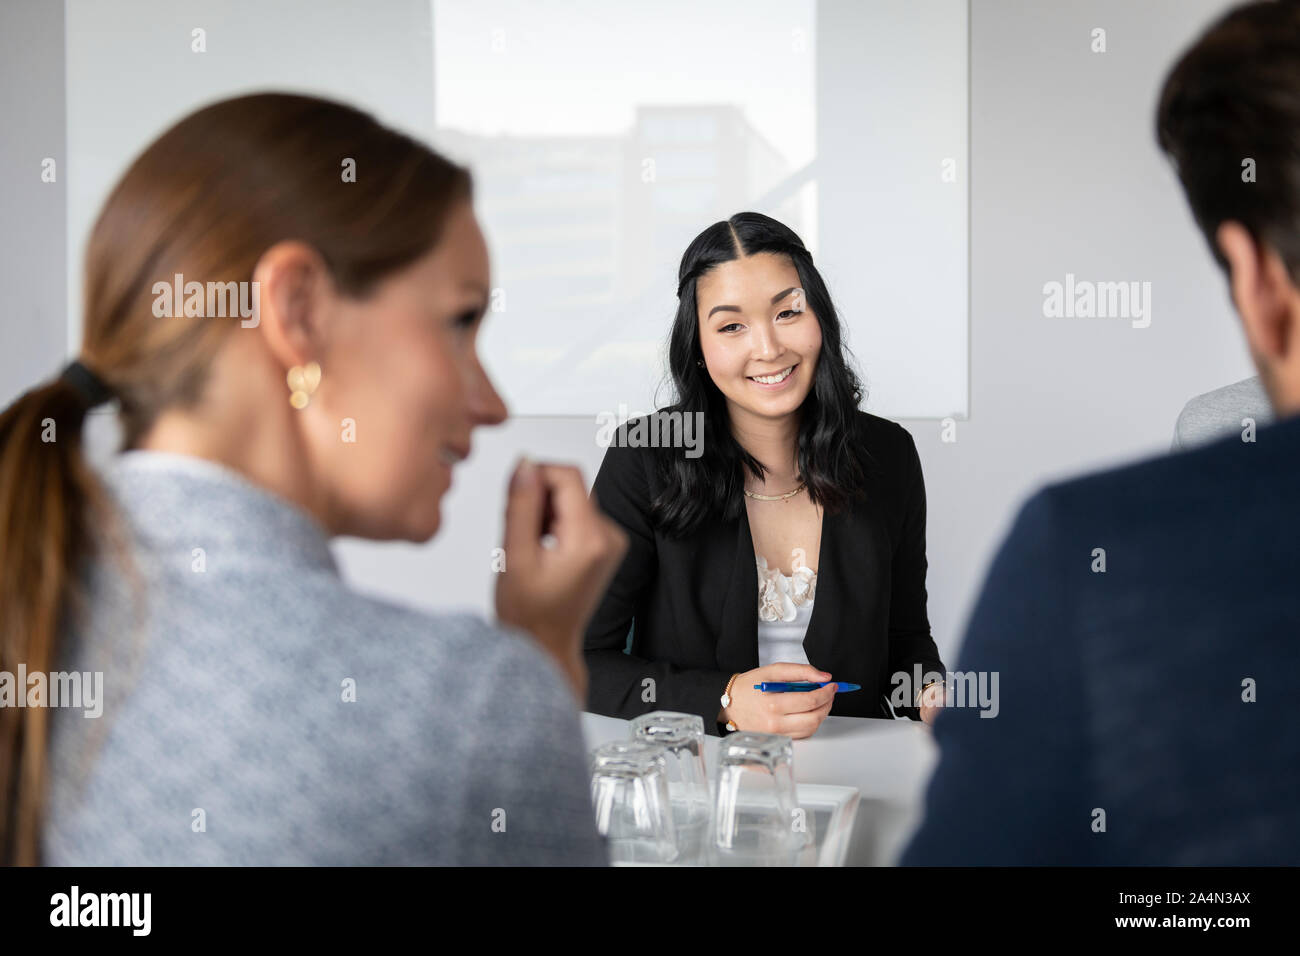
[{"xmin": 432, "ymin": 0, "xmax": 967, "ymax": 419}]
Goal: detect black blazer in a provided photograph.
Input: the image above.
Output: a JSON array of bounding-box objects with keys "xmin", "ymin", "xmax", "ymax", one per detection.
[{"xmin": 583, "ymin": 410, "xmax": 946, "ymax": 735}]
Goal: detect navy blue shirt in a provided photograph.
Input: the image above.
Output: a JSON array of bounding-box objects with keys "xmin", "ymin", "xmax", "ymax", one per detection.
[{"xmin": 902, "ymin": 414, "xmax": 1300, "ymax": 865}]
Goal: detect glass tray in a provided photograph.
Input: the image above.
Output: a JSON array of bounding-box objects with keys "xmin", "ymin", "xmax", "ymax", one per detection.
[{"xmin": 615, "ymin": 782, "xmax": 860, "ymax": 867}]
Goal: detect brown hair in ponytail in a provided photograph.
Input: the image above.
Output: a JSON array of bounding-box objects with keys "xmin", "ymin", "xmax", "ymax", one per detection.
[
  {"xmin": 0, "ymin": 378, "xmax": 115, "ymax": 866},
  {"xmin": 0, "ymin": 92, "xmax": 472, "ymax": 864}
]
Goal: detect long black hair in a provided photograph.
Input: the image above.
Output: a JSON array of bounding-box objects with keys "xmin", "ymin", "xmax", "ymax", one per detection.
[{"xmin": 647, "ymin": 211, "xmax": 874, "ymax": 537}]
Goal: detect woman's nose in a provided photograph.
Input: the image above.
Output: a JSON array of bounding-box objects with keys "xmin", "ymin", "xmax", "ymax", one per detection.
[
  {"xmin": 468, "ymin": 361, "xmax": 508, "ymax": 427},
  {"xmin": 751, "ymin": 321, "xmax": 781, "ymax": 361}
]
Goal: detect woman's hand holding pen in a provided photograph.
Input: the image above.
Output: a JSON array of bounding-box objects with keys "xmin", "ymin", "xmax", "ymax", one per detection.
[
  {"xmin": 720, "ymin": 663, "xmax": 837, "ymax": 740},
  {"xmin": 496, "ymin": 457, "xmax": 629, "ymax": 701}
]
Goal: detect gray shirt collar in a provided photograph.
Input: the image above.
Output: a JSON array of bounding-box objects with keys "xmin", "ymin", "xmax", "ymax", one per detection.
[{"xmin": 102, "ymin": 450, "xmax": 339, "ymax": 575}]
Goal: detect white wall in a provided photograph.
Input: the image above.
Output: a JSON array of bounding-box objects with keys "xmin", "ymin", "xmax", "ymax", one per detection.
[
  {"xmin": 923, "ymin": 0, "xmax": 1254, "ymax": 650},
  {"xmin": 338, "ymin": 0, "xmax": 1251, "ymax": 667},
  {"xmin": 0, "ymin": 0, "xmax": 65, "ymax": 409},
  {"xmin": 64, "ymin": 0, "xmax": 437, "ymax": 354},
  {"xmin": 6, "ymin": 0, "xmax": 1255, "ymax": 669},
  {"xmin": 431, "ymin": 0, "xmax": 970, "ymax": 420},
  {"xmin": 817, "ymin": 0, "xmax": 969, "ymax": 419},
  {"xmin": 337, "ymin": 0, "xmax": 1252, "ymax": 666}
]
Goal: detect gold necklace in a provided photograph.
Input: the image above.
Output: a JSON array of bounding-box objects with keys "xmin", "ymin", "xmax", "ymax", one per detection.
[{"xmin": 744, "ymin": 481, "xmax": 806, "ymax": 501}]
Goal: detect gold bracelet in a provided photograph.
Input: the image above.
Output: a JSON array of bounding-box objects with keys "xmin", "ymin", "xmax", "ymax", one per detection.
[
  {"xmin": 915, "ymin": 679, "xmax": 944, "ymax": 708},
  {"xmin": 721, "ymin": 673, "xmax": 740, "ymax": 731}
]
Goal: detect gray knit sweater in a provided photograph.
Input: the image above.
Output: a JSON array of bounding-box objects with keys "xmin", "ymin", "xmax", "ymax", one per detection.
[{"xmin": 41, "ymin": 450, "xmax": 607, "ymax": 866}]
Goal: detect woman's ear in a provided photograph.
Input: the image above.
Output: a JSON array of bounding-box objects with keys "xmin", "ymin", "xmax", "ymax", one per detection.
[
  {"xmin": 252, "ymin": 240, "xmax": 334, "ymax": 371},
  {"xmin": 1217, "ymin": 221, "xmax": 1297, "ymax": 360}
]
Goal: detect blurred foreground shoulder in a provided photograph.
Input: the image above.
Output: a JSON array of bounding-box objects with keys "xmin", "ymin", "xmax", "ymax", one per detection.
[
  {"xmin": 450, "ymin": 615, "xmax": 608, "ymax": 865},
  {"xmin": 337, "ymin": 597, "xmax": 608, "ymax": 865}
]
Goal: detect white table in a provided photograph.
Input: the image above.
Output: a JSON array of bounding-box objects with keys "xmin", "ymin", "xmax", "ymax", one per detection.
[{"xmin": 581, "ymin": 712, "xmax": 938, "ymax": 866}]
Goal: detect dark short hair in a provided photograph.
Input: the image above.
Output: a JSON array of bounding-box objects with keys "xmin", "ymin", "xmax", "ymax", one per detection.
[{"xmin": 1155, "ymin": 0, "xmax": 1300, "ymax": 284}]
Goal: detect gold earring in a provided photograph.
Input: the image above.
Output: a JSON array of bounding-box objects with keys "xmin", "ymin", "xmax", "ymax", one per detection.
[{"xmin": 287, "ymin": 361, "xmax": 321, "ymax": 409}]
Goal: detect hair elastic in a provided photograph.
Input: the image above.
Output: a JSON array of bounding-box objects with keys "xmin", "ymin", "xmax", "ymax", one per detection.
[{"xmin": 59, "ymin": 360, "xmax": 114, "ymax": 409}]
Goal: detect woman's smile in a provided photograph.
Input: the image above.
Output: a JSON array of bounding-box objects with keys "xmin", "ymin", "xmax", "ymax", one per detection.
[{"xmin": 748, "ymin": 363, "xmax": 798, "ymax": 389}]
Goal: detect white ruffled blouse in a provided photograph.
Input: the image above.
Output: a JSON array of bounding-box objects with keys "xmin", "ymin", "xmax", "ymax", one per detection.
[{"xmin": 755, "ymin": 554, "xmax": 817, "ymax": 667}]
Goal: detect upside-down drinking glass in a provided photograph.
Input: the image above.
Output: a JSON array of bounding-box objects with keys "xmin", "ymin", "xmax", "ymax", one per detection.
[
  {"xmin": 629, "ymin": 711, "xmax": 710, "ymax": 863},
  {"xmin": 589, "ymin": 739, "xmax": 678, "ymax": 864},
  {"xmin": 710, "ymin": 731, "xmax": 803, "ymax": 865}
]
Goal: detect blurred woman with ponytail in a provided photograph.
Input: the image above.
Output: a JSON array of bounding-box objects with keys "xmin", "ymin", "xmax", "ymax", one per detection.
[{"xmin": 0, "ymin": 92, "xmax": 625, "ymax": 866}]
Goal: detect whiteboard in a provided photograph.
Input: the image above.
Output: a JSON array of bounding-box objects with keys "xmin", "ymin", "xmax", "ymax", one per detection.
[
  {"xmin": 433, "ymin": 0, "xmax": 969, "ymax": 419},
  {"xmin": 66, "ymin": 0, "xmax": 967, "ymax": 421}
]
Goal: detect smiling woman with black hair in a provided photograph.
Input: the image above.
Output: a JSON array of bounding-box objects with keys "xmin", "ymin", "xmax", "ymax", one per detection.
[{"xmin": 584, "ymin": 212, "xmax": 948, "ymax": 738}]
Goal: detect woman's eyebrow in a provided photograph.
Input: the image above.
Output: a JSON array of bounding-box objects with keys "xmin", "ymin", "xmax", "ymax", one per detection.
[{"xmin": 707, "ymin": 287, "xmax": 799, "ymax": 319}]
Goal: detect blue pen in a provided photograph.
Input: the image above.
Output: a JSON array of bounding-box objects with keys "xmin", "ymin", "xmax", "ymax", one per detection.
[{"xmin": 753, "ymin": 681, "xmax": 861, "ymax": 693}]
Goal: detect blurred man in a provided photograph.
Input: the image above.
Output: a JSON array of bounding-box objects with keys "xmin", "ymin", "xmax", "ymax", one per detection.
[{"xmin": 903, "ymin": 0, "xmax": 1300, "ymax": 865}]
